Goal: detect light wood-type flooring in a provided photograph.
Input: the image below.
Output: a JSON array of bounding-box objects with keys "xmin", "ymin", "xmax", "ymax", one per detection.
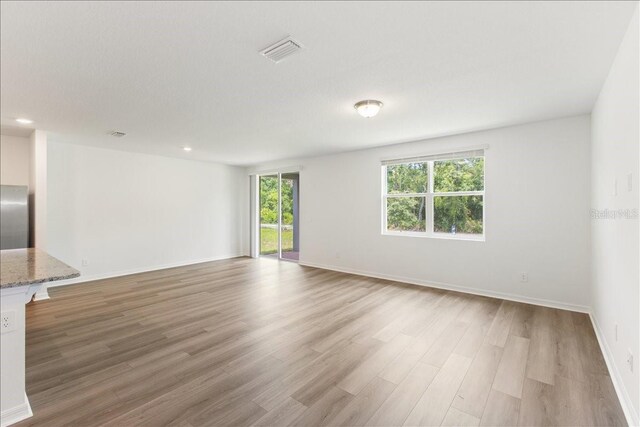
[{"xmin": 17, "ymin": 257, "xmax": 626, "ymax": 426}]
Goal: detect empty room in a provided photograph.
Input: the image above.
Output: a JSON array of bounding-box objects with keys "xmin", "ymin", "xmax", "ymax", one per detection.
[{"xmin": 0, "ymin": 1, "xmax": 638, "ymax": 426}]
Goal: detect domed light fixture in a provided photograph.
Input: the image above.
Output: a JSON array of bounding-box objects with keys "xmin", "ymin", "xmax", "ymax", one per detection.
[{"xmin": 354, "ymin": 100, "xmax": 383, "ymax": 118}]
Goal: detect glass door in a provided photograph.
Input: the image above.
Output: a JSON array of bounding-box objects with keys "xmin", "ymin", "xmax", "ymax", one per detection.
[
  {"xmin": 280, "ymin": 173, "xmax": 299, "ymax": 261},
  {"xmin": 259, "ymin": 175, "xmax": 279, "ymax": 257},
  {"xmin": 258, "ymin": 172, "xmax": 299, "ymax": 261}
]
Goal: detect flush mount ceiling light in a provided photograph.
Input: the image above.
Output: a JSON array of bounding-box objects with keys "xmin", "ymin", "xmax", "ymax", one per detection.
[
  {"xmin": 15, "ymin": 118, "xmax": 33, "ymax": 124},
  {"xmin": 354, "ymin": 100, "xmax": 383, "ymax": 118},
  {"xmin": 183, "ymin": 147, "xmax": 192, "ymax": 152}
]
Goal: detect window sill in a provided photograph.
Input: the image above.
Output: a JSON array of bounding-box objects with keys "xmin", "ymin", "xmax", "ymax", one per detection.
[{"xmin": 382, "ymin": 231, "xmax": 485, "ymax": 242}]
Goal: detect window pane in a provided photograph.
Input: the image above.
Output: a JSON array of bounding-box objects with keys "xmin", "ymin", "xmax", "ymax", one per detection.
[
  {"xmin": 386, "ymin": 163, "xmax": 428, "ymax": 194},
  {"xmin": 386, "ymin": 197, "xmax": 426, "ymax": 232},
  {"xmin": 280, "ymin": 176, "xmax": 294, "ymax": 253},
  {"xmin": 434, "ymin": 157, "xmax": 484, "ymax": 192},
  {"xmin": 259, "ymin": 175, "xmax": 279, "ymax": 255},
  {"xmin": 433, "ymin": 195, "xmax": 483, "ymax": 234}
]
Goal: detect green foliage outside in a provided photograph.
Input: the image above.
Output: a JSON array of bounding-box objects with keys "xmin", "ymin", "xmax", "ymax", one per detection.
[
  {"xmin": 260, "ymin": 227, "xmax": 293, "ymax": 255},
  {"xmin": 387, "ymin": 163, "xmax": 429, "ymax": 194},
  {"xmin": 386, "ymin": 197, "xmax": 426, "ymax": 231},
  {"xmin": 260, "ymin": 176, "xmax": 295, "ymax": 254},
  {"xmin": 433, "ymin": 195, "xmax": 483, "ymax": 234},
  {"xmin": 433, "ymin": 158, "xmax": 484, "ymax": 192},
  {"xmin": 260, "ymin": 176, "xmax": 294, "ymax": 225},
  {"xmin": 433, "ymin": 158, "xmax": 484, "ymax": 234},
  {"xmin": 386, "ymin": 163, "xmax": 428, "ymax": 231},
  {"xmin": 386, "ymin": 158, "xmax": 484, "ymax": 234}
]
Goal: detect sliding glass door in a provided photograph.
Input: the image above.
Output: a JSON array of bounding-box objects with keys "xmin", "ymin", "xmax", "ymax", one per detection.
[
  {"xmin": 280, "ymin": 173, "xmax": 299, "ymax": 261},
  {"xmin": 258, "ymin": 172, "xmax": 299, "ymax": 261},
  {"xmin": 259, "ymin": 175, "xmax": 278, "ymax": 256}
]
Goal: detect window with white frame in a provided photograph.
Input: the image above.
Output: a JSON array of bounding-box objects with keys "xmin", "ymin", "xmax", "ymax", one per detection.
[{"xmin": 382, "ymin": 149, "xmax": 485, "ymax": 239}]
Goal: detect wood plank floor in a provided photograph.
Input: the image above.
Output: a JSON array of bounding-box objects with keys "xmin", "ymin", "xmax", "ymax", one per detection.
[{"xmin": 17, "ymin": 257, "xmax": 626, "ymax": 426}]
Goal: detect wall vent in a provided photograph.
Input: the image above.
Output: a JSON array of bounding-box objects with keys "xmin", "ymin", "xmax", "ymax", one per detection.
[
  {"xmin": 109, "ymin": 131, "xmax": 126, "ymax": 138},
  {"xmin": 260, "ymin": 37, "xmax": 302, "ymax": 63}
]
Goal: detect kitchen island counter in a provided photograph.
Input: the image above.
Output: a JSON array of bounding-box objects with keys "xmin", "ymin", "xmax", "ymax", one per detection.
[
  {"xmin": 1, "ymin": 248, "xmax": 79, "ymax": 289},
  {"xmin": 1, "ymin": 248, "xmax": 79, "ymax": 426}
]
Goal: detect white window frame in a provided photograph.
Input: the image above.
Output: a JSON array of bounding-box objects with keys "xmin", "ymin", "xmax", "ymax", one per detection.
[{"xmin": 381, "ymin": 151, "xmax": 485, "ymax": 241}]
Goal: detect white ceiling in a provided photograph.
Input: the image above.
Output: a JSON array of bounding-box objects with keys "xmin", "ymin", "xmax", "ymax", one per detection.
[{"xmin": 1, "ymin": 1, "xmax": 636, "ymax": 166}]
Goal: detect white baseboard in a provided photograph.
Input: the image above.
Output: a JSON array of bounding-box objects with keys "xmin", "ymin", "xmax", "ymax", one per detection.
[
  {"xmin": 298, "ymin": 261, "xmax": 590, "ymax": 313},
  {"xmin": 589, "ymin": 312, "xmax": 639, "ymax": 427},
  {"xmin": 0, "ymin": 394, "xmax": 32, "ymax": 427},
  {"xmin": 44, "ymin": 253, "xmax": 246, "ymax": 290}
]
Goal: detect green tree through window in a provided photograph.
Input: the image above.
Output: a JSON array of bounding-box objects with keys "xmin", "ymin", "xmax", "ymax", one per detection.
[{"xmin": 384, "ymin": 154, "xmax": 484, "ymax": 237}]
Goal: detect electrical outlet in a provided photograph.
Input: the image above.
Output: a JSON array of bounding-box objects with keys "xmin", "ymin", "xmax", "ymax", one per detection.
[
  {"xmin": 628, "ymin": 350, "xmax": 634, "ymax": 373},
  {"xmin": 520, "ymin": 272, "xmax": 528, "ymax": 283},
  {"xmin": 627, "ymin": 173, "xmax": 633, "ymax": 192},
  {"xmin": 81, "ymin": 259, "xmax": 89, "ymax": 267},
  {"xmin": 1, "ymin": 311, "xmax": 16, "ymax": 334}
]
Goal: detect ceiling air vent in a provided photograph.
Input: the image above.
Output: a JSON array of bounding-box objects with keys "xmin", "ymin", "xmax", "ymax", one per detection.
[
  {"xmin": 260, "ymin": 37, "xmax": 302, "ymax": 63},
  {"xmin": 109, "ymin": 131, "xmax": 126, "ymax": 138}
]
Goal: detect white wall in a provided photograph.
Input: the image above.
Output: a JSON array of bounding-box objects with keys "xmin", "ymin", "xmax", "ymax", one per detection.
[
  {"xmin": 46, "ymin": 142, "xmax": 248, "ymax": 284},
  {"xmin": 591, "ymin": 6, "xmax": 639, "ymax": 425},
  {"xmin": 29, "ymin": 130, "xmax": 47, "ymax": 250},
  {"xmin": 0, "ymin": 134, "xmax": 30, "ymax": 186},
  {"xmin": 251, "ymin": 115, "xmax": 592, "ymax": 310}
]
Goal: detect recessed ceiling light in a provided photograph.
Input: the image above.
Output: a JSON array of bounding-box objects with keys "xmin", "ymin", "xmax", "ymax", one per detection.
[
  {"xmin": 183, "ymin": 147, "xmax": 192, "ymax": 152},
  {"xmin": 15, "ymin": 118, "xmax": 33, "ymax": 124},
  {"xmin": 354, "ymin": 100, "xmax": 383, "ymax": 118}
]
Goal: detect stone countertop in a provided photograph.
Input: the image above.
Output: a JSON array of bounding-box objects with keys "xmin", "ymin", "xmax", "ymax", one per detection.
[{"xmin": 0, "ymin": 248, "xmax": 80, "ymax": 289}]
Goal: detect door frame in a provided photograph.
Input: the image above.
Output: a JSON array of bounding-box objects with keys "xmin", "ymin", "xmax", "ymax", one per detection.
[{"xmin": 250, "ymin": 167, "xmax": 301, "ymax": 260}]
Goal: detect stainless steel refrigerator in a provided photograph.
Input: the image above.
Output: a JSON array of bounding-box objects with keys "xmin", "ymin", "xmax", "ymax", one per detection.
[{"xmin": 0, "ymin": 185, "xmax": 29, "ymax": 249}]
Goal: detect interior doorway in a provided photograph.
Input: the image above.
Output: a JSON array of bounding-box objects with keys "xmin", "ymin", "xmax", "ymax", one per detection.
[{"xmin": 258, "ymin": 172, "xmax": 299, "ymax": 261}]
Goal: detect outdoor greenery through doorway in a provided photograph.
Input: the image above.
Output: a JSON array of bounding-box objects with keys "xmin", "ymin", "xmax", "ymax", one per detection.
[{"xmin": 259, "ymin": 174, "xmax": 296, "ymax": 256}]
